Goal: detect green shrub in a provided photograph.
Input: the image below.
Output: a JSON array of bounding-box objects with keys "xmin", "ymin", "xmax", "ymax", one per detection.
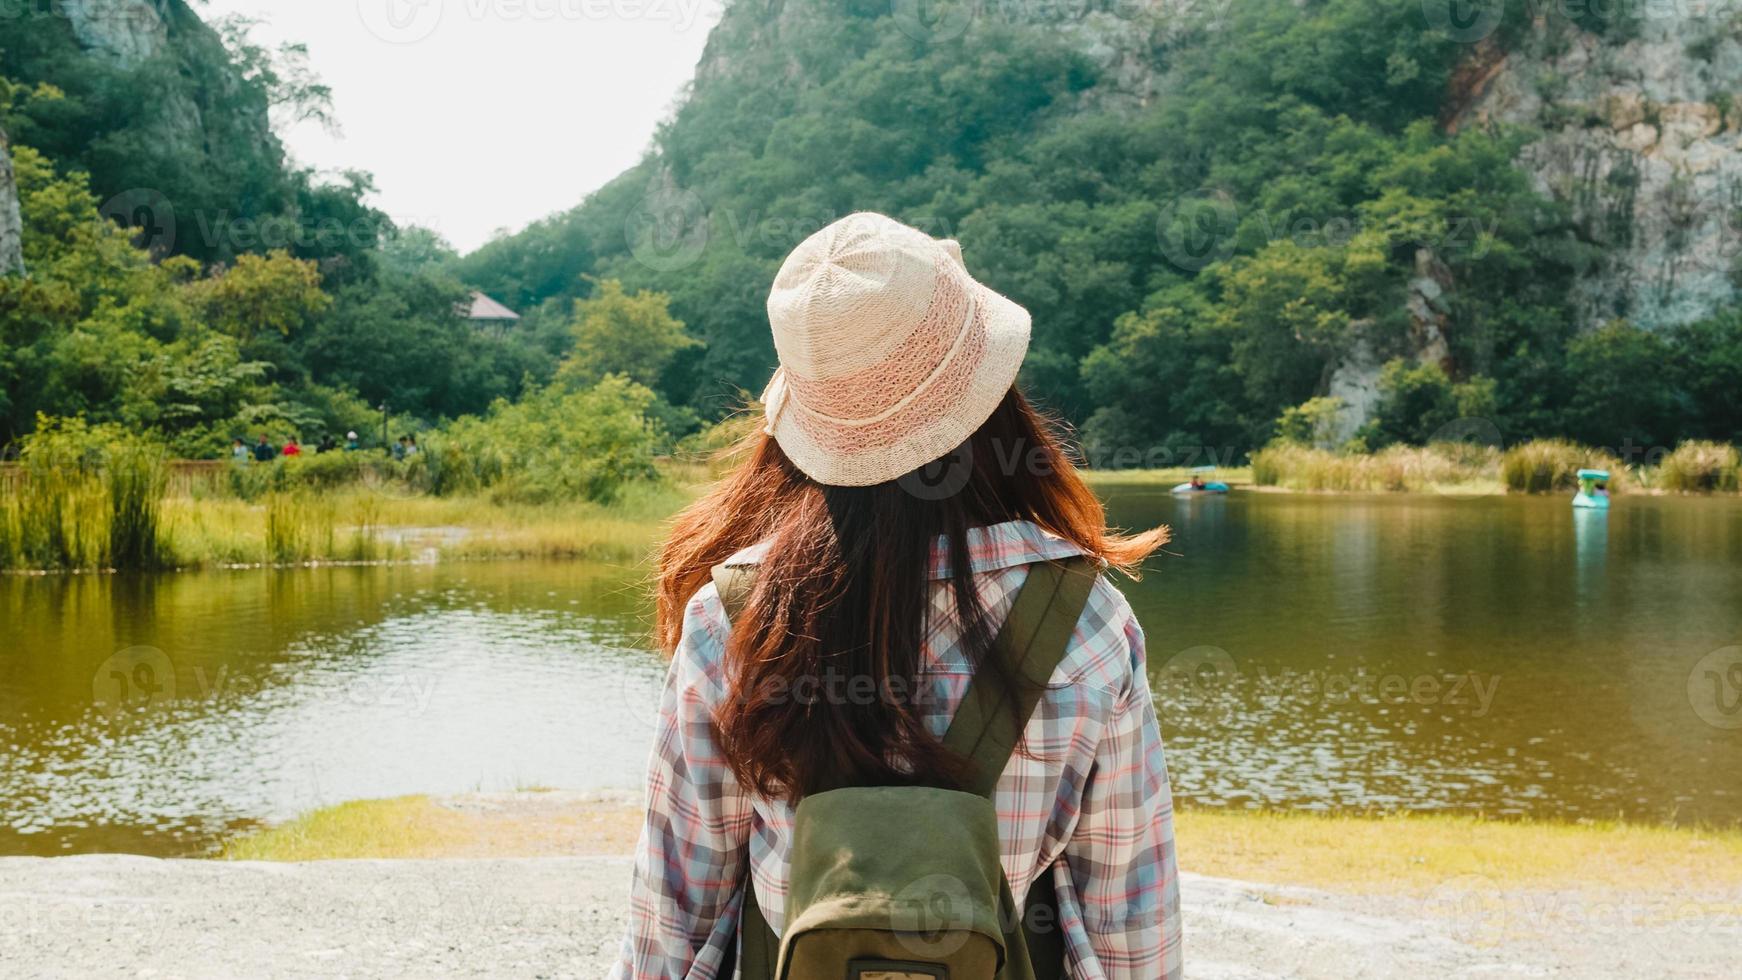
[
  {"xmin": 435, "ymin": 375, "xmax": 665, "ymax": 504},
  {"xmin": 2, "ymin": 415, "xmax": 170, "ymax": 570},
  {"xmin": 1273, "ymin": 396, "xmax": 1346, "ymax": 449},
  {"xmin": 107, "ymin": 441, "xmax": 169, "ymax": 570},
  {"xmin": 1656, "ymin": 441, "xmax": 1741, "ymax": 492},
  {"xmin": 1499, "ymin": 439, "xmax": 1624, "ymax": 494},
  {"xmin": 1250, "ymin": 441, "xmax": 1497, "ymax": 492}
]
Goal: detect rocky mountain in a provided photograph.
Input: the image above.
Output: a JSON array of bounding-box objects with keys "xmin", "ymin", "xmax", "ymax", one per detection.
[
  {"xmin": 0, "ymin": 125, "xmax": 22, "ymax": 276},
  {"xmin": 1455, "ymin": 9, "xmax": 1742, "ymax": 329},
  {"xmin": 0, "ymin": 0, "xmax": 291, "ymax": 263}
]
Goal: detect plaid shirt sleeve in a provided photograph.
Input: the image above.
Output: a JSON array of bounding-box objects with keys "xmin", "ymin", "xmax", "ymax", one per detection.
[
  {"xmin": 610, "ymin": 584, "xmax": 750, "ymax": 980},
  {"xmin": 1054, "ymin": 603, "xmax": 1184, "ymax": 980}
]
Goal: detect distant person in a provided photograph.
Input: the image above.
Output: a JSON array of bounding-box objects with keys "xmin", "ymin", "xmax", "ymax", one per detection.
[
  {"xmin": 230, "ymin": 438, "xmax": 249, "ymax": 463},
  {"xmin": 317, "ymin": 434, "xmax": 336, "ymax": 454},
  {"xmin": 1189, "ymin": 473, "xmax": 1206, "ymax": 490},
  {"xmin": 345, "ymin": 430, "xmax": 360, "ymax": 451},
  {"xmin": 282, "ymin": 436, "xmax": 302, "ymax": 458},
  {"xmin": 1595, "ymin": 480, "xmax": 1609, "ymax": 498},
  {"xmin": 392, "ymin": 436, "xmax": 407, "ymax": 462},
  {"xmin": 405, "ymin": 434, "xmax": 420, "ymax": 456},
  {"xmin": 252, "ymin": 435, "xmax": 275, "ymax": 463}
]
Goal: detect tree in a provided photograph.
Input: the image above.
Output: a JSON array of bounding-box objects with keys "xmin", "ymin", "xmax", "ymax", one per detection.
[
  {"xmin": 558, "ymin": 279, "xmax": 700, "ymax": 389},
  {"xmin": 188, "ymin": 250, "xmax": 329, "ymax": 343}
]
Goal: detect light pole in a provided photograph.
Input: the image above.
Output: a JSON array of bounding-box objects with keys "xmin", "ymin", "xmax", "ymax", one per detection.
[{"xmin": 379, "ymin": 402, "xmax": 389, "ymax": 454}]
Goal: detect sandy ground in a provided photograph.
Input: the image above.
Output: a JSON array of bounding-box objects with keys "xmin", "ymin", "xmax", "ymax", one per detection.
[{"xmin": 2, "ymin": 853, "xmax": 1736, "ymax": 978}]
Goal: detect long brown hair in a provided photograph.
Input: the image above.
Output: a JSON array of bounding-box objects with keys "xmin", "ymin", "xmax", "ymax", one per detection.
[{"xmin": 655, "ymin": 387, "xmax": 1166, "ymax": 803}]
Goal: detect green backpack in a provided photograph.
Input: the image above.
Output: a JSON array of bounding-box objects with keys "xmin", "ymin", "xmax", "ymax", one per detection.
[{"xmin": 712, "ymin": 556, "xmax": 1097, "ymax": 980}]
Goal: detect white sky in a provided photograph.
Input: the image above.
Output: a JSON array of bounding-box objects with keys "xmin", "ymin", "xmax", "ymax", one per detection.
[{"xmin": 199, "ymin": 0, "xmax": 724, "ymax": 253}]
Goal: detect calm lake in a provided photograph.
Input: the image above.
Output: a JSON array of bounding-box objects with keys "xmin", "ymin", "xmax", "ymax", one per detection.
[{"xmin": 3, "ymin": 491, "xmax": 1741, "ymax": 856}]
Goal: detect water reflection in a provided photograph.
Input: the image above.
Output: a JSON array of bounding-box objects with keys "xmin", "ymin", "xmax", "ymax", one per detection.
[
  {"xmin": 1108, "ymin": 491, "xmax": 1742, "ymax": 824},
  {"xmin": 1573, "ymin": 507, "xmax": 1608, "ymax": 608},
  {"xmin": 4, "ymin": 493, "xmax": 1742, "ymax": 857},
  {"xmin": 0, "ymin": 562, "xmax": 663, "ymax": 855}
]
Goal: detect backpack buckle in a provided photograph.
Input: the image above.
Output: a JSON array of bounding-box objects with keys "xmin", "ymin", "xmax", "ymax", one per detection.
[{"xmin": 847, "ymin": 960, "xmax": 948, "ymax": 980}]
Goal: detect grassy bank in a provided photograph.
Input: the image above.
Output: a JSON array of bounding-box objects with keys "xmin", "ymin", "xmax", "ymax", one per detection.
[
  {"xmin": 2, "ymin": 466, "xmax": 704, "ymax": 572},
  {"xmin": 161, "ymin": 480, "xmax": 697, "ymax": 569},
  {"xmin": 1243, "ymin": 438, "xmax": 1742, "ymax": 495},
  {"xmin": 221, "ymin": 794, "xmax": 1742, "ymax": 896},
  {"xmin": 1083, "ymin": 466, "xmax": 1254, "ymax": 489}
]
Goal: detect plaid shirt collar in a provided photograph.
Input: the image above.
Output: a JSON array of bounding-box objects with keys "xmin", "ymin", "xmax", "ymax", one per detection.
[{"xmin": 722, "ymin": 519, "xmax": 1091, "ymax": 580}]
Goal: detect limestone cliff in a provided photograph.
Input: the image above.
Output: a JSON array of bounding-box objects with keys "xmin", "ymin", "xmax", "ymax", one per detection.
[
  {"xmin": 0, "ymin": 126, "xmax": 23, "ymax": 277},
  {"xmin": 59, "ymin": 0, "xmax": 173, "ymax": 68},
  {"xmin": 1454, "ymin": 12, "xmax": 1742, "ymax": 329}
]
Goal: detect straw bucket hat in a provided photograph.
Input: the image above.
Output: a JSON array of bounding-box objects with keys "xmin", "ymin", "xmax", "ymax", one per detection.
[{"xmin": 761, "ymin": 212, "xmax": 1031, "ymax": 487}]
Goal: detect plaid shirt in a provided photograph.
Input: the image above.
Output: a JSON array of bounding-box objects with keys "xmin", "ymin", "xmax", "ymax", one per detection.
[{"xmin": 610, "ymin": 520, "xmax": 1182, "ymax": 979}]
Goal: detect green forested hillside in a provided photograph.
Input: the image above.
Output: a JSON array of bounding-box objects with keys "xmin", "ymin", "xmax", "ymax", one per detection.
[
  {"xmin": 0, "ymin": 3, "xmax": 549, "ymax": 451},
  {"xmin": 3, "ymin": 1, "xmax": 1739, "ymax": 463},
  {"xmin": 460, "ymin": 0, "xmax": 1742, "ymax": 458}
]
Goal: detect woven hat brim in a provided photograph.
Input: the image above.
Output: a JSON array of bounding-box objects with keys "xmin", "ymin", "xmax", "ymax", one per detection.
[{"xmin": 769, "ymin": 281, "xmax": 1031, "ymax": 488}]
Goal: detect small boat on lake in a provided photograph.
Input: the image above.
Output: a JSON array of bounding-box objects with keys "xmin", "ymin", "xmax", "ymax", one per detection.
[
  {"xmin": 1573, "ymin": 468, "xmax": 1610, "ymax": 510},
  {"xmin": 1172, "ymin": 465, "xmax": 1230, "ymax": 495}
]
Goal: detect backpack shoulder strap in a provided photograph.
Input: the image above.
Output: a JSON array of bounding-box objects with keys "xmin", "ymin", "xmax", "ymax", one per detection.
[
  {"xmin": 710, "ymin": 561, "xmax": 779, "ymax": 979},
  {"xmin": 943, "ymin": 556, "xmax": 1099, "ymax": 798},
  {"xmin": 944, "ymin": 555, "xmax": 1096, "ymax": 980},
  {"xmin": 711, "ymin": 562, "xmax": 758, "ymax": 622}
]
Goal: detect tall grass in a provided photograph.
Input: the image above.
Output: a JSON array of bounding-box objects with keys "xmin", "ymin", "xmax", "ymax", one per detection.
[
  {"xmin": 1499, "ymin": 439, "xmax": 1625, "ymax": 493},
  {"xmin": 264, "ymin": 491, "xmax": 338, "ymax": 564},
  {"xmin": 1250, "ymin": 442, "xmax": 1500, "ymax": 493},
  {"xmin": 1656, "ymin": 441, "xmax": 1741, "ymax": 493},
  {"xmin": 2, "ymin": 420, "xmax": 135, "ymax": 570},
  {"xmin": 107, "ymin": 444, "xmax": 168, "ymax": 569}
]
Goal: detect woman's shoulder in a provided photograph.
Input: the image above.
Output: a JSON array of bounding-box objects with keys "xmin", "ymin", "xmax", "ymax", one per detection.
[{"xmin": 1055, "ymin": 572, "xmax": 1147, "ymax": 696}]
